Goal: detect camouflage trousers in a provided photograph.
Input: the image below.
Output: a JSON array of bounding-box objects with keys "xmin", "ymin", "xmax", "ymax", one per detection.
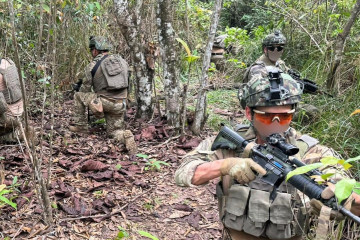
[
  {"xmin": 72, "ymin": 92, "xmax": 126, "ymax": 136},
  {"xmin": 0, "ymin": 113, "xmax": 22, "ymax": 143}
]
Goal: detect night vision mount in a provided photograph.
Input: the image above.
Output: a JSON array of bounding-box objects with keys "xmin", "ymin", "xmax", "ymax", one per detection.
[{"xmin": 266, "ymin": 66, "xmax": 290, "ymax": 101}]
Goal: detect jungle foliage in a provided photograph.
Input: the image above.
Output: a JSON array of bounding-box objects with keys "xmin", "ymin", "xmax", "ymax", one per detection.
[{"xmin": 0, "ymin": 0, "xmax": 359, "ymax": 153}]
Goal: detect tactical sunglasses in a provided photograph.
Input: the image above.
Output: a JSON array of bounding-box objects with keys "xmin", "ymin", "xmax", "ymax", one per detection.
[
  {"xmin": 267, "ymin": 46, "xmax": 284, "ymax": 52},
  {"xmin": 253, "ymin": 109, "xmax": 295, "ymax": 125}
]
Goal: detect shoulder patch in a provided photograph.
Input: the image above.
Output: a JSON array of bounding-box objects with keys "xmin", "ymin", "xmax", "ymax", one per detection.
[
  {"xmin": 299, "ymin": 134, "xmax": 319, "ymax": 149},
  {"xmin": 234, "ymin": 124, "xmax": 250, "ymax": 132}
]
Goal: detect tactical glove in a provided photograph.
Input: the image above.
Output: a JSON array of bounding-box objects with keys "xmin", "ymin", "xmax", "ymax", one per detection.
[
  {"xmin": 309, "ymin": 183, "xmax": 354, "ymax": 220},
  {"xmin": 220, "ymin": 158, "xmax": 266, "ymax": 184}
]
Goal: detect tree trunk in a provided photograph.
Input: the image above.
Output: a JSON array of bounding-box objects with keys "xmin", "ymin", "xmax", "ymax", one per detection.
[
  {"xmin": 326, "ymin": 0, "xmax": 360, "ymax": 92},
  {"xmin": 191, "ymin": 0, "xmax": 223, "ymax": 135},
  {"xmin": 8, "ymin": 0, "xmax": 53, "ymax": 225},
  {"xmin": 156, "ymin": 0, "xmax": 181, "ymax": 129},
  {"xmin": 113, "ymin": 0, "xmax": 154, "ymax": 119}
]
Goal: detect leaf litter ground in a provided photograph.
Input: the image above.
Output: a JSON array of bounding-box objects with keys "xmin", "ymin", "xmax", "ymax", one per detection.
[{"xmin": 0, "ymin": 95, "xmax": 244, "ymax": 240}]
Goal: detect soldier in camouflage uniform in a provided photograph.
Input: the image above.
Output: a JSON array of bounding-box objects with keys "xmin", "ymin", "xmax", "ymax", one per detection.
[
  {"xmin": 69, "ymin": 36, "xmax": 137, "ymax": 154},
  {"xmin": 243, "ymin": 30, "xmax": 320, "ymax": 124},
  {"xmin": 175, "ymin": 68, "xmax": 360, "ymax": 240},
  {"xmin": 243, "ymin": 30, "xmax": 288, "ymax": 83},
  {"xmin": 0, "ymin": 58, "xmax": 25, "ymax": 143}
]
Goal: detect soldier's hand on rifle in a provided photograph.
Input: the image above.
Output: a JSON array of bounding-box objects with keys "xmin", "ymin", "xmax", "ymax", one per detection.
[
  {"xmin": 220, "ymin": 158, "xmax": 266, "ymax": 184},
  {"xmin": 72, "ymin": 79, "xmax": 83, "ymax": 92},
  {"xmin": 309, "ymin": 182, "xmax": 354, "ymax": 220}
]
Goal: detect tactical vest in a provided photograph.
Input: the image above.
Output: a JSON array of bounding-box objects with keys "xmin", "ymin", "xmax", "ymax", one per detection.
[
  {"xmin": 0, "ymin": 58, "xmax": 22, "ymax": 114},
  {"xmin": 215, "ymin": 125, "xmax": 318, "ymax": 239},
  {"xmin": 92, "ymin": 54, "xmax": 129, "ymax": 93}
]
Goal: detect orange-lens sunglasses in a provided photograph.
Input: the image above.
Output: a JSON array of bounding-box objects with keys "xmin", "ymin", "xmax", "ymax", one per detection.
[{"xmin": 253, "ymin": 109, "xmax": 295, "ymax": 125}]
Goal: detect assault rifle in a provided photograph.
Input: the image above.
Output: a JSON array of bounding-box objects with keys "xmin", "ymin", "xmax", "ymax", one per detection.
[
  {"xmin": 287, "ymin": 69, "xmax": 332, "ymax": 97},
  {"xmin": 212, "ymin": 125, "xmax": 360, "ymax": 224}
]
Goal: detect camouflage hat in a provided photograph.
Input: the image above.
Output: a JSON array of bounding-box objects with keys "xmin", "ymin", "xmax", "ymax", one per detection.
[
  {"xmin": 89, "ymin": 36, "xmax": 112, "ymax": 51},
  {"xmin": 238, "ymin": 67, "xmax": 302, "ymax": 109},
  {"xmin": 262, "ymin": 30, "xmax": 286, "ymax": 47}
]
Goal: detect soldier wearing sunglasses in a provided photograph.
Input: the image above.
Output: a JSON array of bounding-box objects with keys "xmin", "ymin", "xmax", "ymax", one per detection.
[
  {"xmin": 243, "ymin": 30, "xmax": 288, "ymax": 83},
  {"xmin": 175, "ymin": 68, "xmax": 360, "ymax": 240}
]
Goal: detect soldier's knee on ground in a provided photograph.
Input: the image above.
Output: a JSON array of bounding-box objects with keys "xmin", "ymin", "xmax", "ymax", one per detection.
[{"xmin": 0, "ymin": 130, "xmax": 19, "ymax": 143}]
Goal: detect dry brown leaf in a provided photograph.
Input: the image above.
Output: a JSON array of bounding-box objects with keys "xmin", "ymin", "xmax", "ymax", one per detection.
[
  {"xmin": 169, "ymin": 210, "xmax": 192, "ymax": 219},
  {"xmin": 81, "ymin": 160, "xmax": 109, "ymax": 172}
]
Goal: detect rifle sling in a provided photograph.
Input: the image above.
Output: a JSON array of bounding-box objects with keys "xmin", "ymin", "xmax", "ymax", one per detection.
[
  {"xmin": 91, "ymin": 54, "xmax": 109, "ymax": 79},
  {"xmin": 315, "ymin": 206, "xmax": 331, "ymax": 240}
]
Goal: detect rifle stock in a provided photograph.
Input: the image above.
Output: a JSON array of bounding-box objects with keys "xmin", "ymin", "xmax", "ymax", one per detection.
[{"xmin": 213, "ymin": 125, "xmax": 360, "ymax": 224}]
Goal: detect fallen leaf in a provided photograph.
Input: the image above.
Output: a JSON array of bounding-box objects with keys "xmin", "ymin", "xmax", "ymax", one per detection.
[
  {"xmin": 169, "ymin": 210, "xmax": 192, "ymax": 219},
  {"xmin": 81, "ymin": 160, "xmax": 109, "ymax": 172}
]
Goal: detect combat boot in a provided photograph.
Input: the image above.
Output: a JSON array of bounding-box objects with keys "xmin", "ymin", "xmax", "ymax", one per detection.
[
  {"xmin": 0, "ymin": 132, "xmax": 18, "ymax": 143},
  {"xmin": 113, "ymin": 130, "xmax": 137, "ymax": 154},
  {"xmin": 123, "ymin": 130, "xmax": 137, "ymax": 155},
  {"xmin": 69, "ymin": 125, "xmax": 89, "ymax": 134}
]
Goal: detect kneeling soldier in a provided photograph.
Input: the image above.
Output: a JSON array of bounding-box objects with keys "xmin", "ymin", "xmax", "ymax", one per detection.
[{"xmin": 69, "ymin": 36, "xmax": 137, "ymax": 154}]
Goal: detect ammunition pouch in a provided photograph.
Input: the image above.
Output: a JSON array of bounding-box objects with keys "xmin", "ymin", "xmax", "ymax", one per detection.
[
  {"xmin": 223, "ymin": 185, "xmax": 249, "ymax": 232},
  {"xmin": 101, "ymin": 55, "xmax": 128, "ymax": 90},
  {"xmin": 92, "ymin": 55, "xmax": 129, "ymax": 92},
  {"xmin": 266, "ymin": 192, "xmax": 292, "ymax": 239},
  {"xmin": 222, "ymin": 183, "xmax": 304, "ymax": 239}
]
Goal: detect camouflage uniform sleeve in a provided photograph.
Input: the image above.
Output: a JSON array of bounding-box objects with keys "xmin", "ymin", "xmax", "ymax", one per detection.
[
  {"xmin": 278, "ymin": 59, "xmax": 290, "ymax": 74},
  {"xmin": 247, "ymin": 64, "xmax": 268, "ymax": 81},
  {"xmin": 175, "ymin": 136, "xmax": 230, "ymax": 187},
  {"xmin": 79, "ymin": 62, "xmax": 95, "ymax": 92}
]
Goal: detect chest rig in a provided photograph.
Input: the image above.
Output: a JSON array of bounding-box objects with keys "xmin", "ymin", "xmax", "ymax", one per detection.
[{"xmin": 214, "ymin": 125, "xmax": 311, "ymax": 239}]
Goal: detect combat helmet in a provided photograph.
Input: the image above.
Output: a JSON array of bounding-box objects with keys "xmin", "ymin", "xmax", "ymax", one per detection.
[
  {"xmin": 89, "ymin": 36, "xmax": 112, "ymax": 51},
  {"xmin": 238, "ymin": 66, "xmax": 302, "ymax": 109},
  {"xmin": 262, "ymin": 30, "xmax": 287, "ymax": 47}
]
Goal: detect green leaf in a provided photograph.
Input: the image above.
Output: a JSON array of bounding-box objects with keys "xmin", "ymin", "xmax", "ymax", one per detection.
[
  {"xmin": 321, "ymin": 173, "xmax": 335, "ymax": 180},
  {"xmin": 335, "ymin": 179, "xmax": 356, "ymax": 204},
  {"xmin": 338, "ymin": 159, "xmax": 352, "ymax": 170},
  {"xmin": 61, "ymin": 0, "xmax": 67, "ymax": 8},
  {"xmin": 51, "ymin": 202, "xmax": 58, "ymax": 209},
  {"xmin": 156, "ymin": 161, "xmax": 169, "ymax": 166},
  {"xmin": 95, "ymin": 2, "xmax": 101, "ymax": 10},
  {"xmin": 0, "ymin": 156, "xmax": 4, "ymax": 160},
  {"xmin": 176, "ymin": 38, "xmax": 191, "ymax": 57},
  {"xmin": 345, "ymin": 155, "xmax": 360, "ymax": 163},
  {"xmin": 116, "ymin": 226, "xmax": 129, "ymax": 239},
  {"xmin": 42, "ymin": 4, "xmax": 50, "ymax": 14},
  {"xmin": 138, "ymin": 230, "xmax": 159, "ymax": 240},
  {"xmin": 353, "ymin": 182, "xmax": 360, "ymax": 195},
  {"xmin": 0, "ymin": 195, "xmax": 17, "ymax": 209},
  {"xmin": 136, "ymin": 154, "xmax": 149, "ymax": 159},
  {"xmin": 0, "ymin": 189, "xmax": 11, "ymax": 196},
  {"xmin": 94, "ymin": 118, "xmax": 105, "ymax": 124},
  {"xmin": 12, "ymin": 176, "xmax": 18, "ymax": 185},
  {"xmin": 185, "ymin": 55, "xmax": 200, "ymax": 63},
  {"xmin": 286, "ymin": 163, "xmax": 323, "ymax": 181},
  {"xmin": 320, "ymin": 156, "xmax": 341, "ymax": 165}
]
